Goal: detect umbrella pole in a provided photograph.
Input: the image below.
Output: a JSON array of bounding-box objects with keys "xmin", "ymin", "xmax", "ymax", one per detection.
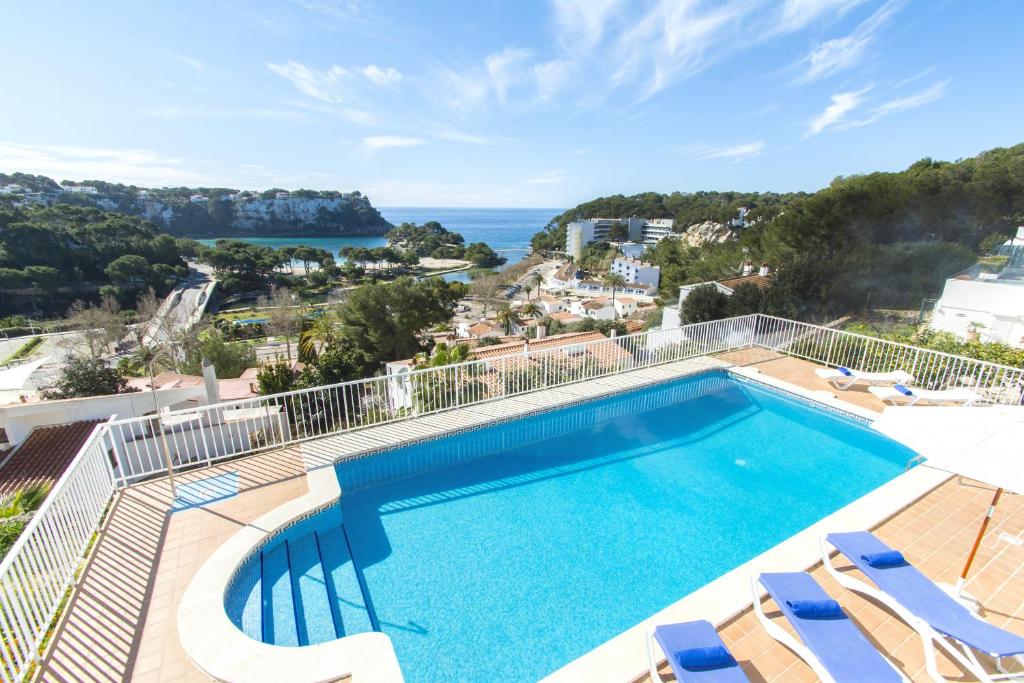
[{"xmin": 956, "ymin": 487, "xmax": 1004, "ymax": 591}]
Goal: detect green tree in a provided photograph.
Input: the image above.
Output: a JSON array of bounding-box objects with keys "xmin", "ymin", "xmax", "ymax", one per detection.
[
  {"xmin": 105, "ymin": 254, "xmax": 151, "ymax": 288},
  {"xmin": 180, "ymin": 329, "xmax": 256, "ymax": 378},
  {"xmin": 23, "ymin": 265, "xmax": 62, "ymax": 291},
  {"xmin": 256, "ymin": 359, "xmax": 296, "ymax": 395},
  {"xmin": 726, "ymin": 282, "xmax": 764, "ymax": 316},
  {"xmin": 335, "ymin": 277, "xmax": 462, "ymax": 374},
  {"xmin": 494, "ymin": 303, "xmax": 523, "ymax": 334},
  {"xmin": 43, "ymin": 356, "xmax": 139, "ymax": 398},
  {"xmin": 682, "ymin": 284, "xmax": 729, "ymax": 324},
  {"xmin": 602, "ymin": 272, "xmax": 627, "ymax": 319}
]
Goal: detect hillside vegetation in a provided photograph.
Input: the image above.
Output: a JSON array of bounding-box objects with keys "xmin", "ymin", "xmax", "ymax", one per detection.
[
  {"xmin": 536, "ymin": 143, "xmax": 1024, "ymax": 318},
  {"xmin": 0, "ymin": 173, "xmax": 392, "ymax": 238}
]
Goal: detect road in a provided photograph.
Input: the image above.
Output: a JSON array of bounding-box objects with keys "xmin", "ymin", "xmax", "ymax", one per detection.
[{"xmin": 144, "ymin": 267, "xmax": 217, "ymax": 347}]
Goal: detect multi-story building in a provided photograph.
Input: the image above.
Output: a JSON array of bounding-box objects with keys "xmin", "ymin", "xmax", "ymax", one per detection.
[
  {"xmin": 610, "ymin": 257, "xmax": 660, "ymax": 289},
  {"xmin": 566, "ymin": 217, "xmax": 675, "ymax": 259}
]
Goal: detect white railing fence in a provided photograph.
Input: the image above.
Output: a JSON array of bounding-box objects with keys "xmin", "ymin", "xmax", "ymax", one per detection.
[
  {"xmin": 1, "ymin": 313, "xmax": 1021, "ymax": 680},
  {"xmin": 0, "ymin": 423, "xmax": 115, "ymax": 683},
  {"xmin": 104, "ymin": 314, "xmax": 761, "ymax": 485},
  {"xmin": 751, "ymin": 315, "xmax": 1024, "ymax": 401}
]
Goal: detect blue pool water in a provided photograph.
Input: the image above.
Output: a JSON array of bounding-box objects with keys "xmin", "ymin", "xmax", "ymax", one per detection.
[{"xmin": 225, "ymin": 371, "xmax": 915, "ymax": 681}]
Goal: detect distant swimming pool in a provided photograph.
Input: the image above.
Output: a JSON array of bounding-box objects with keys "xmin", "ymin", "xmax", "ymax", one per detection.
[{"xmin": 226, "ymin": 370, "xmax": 915, "ymax": 682}]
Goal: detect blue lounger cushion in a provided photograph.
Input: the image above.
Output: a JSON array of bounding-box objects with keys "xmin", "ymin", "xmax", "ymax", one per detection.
[
  {"xmin": 786, "ymin": 599, "xmax": 845, "ymax": 619},
  {"xmin": 675, "ymin": 646, "xmax": 735, "ymax": 668},
  {"xmin": 828, "ymin": 531, "xmax": 1024, "ymax": 657},
  {"xmin": 760, "ymin": 572, "xmax": 902, "ymax": 682},
  {"xmin": 894, "ymin": 384, "xmax": 913, "ymax": 396},
  {"xmin": 837, "ymin": 367, "xmax": 853, "ymax": 376},
  {"xmin": 861, "ymin": 550, "xmax": 905, "ymax": 568},
  {"xmin": 653, "ymin": 620, "xmax": 749, "ymax": 682}
]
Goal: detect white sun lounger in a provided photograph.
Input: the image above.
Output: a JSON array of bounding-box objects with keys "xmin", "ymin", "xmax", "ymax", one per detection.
[
  {"xmin": 822, "ymin": 532, "xmax": 1024, "ymax": 682},
  {"xmin": 814, "ymin": 367, "xmax": 914, "ymax": 390},
  {"xmin": 867, "ymin": 384, "xmax": 983, "ymax": 406}
]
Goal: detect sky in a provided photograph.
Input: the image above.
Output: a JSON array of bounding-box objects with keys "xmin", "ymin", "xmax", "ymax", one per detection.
[{"xmin": 1, "ymin": 0, "xmax": 1022, "ymax": 207}]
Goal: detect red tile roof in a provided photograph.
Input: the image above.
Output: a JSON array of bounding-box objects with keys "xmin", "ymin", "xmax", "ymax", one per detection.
[
  {"xmin": 472, "ymin": 331, "xmax": 608, "ymax": 360},
  {"xmin": 0, "ymin": 419, "xmax": 105, "ymax": 497},
  {"xmin": 717, "ymin": 274, "xmax": 773, "ymax": 290}
]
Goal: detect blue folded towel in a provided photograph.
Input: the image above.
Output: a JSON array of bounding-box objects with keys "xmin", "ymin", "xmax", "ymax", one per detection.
[
  {"xmin": 861, "ymin": 550, "xmax": 906, "ymax": 568},
  {"xmin": 674, "ymin": 645, "xmax": 736, "ymax": 669},
  {"xmin": 837, "ymin": 367, "xmax": 853, "ymax": 376},
  {"xmin": 786, "ymin": 599, "xmax": 845, "ymax": 619},
  {"xmin": 894, "ymin": 384, "xmax": 913, "ymax": 396}
]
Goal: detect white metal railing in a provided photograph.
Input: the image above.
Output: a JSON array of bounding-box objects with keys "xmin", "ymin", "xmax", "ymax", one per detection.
[
  {"xmin": 104, "ymin": 315, "xmax": 761, "ymax": 484},
  {"xmin": 0, "ymin": 422, "xmax": 116, "ymax": 683},
  {"xmin": 751, "ymin": 314, "xmax": 1024, "ymax": 402}
]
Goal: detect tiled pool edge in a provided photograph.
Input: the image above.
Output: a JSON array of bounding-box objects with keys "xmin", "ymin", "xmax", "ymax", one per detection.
[{"xmin": 176, "ymin": 452, "xmax": 405, "ymax": 683}]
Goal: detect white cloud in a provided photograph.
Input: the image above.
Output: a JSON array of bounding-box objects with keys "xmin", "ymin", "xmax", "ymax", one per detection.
[
  {"xmin": 686, "ymin": 141, "xmax": 766, "ymax": 162},
  {"xmin": 361, "ymin": 64, "xmax": 403, "ymax": 87},
  {"xmin": 551, "ymin": 0, "xmax": 623, "ymax": 48},
  {"xmin": 359, "ymin": 136, "xmax": 425, "ymax": 153},
  {"xmin": 435, "ymin": 130, "xmax": 494, "ymax": 145},
  {"xmin": 845, "ymin": 79, "xmax": 949, "ymax": 128},
  {"xmin": 0, "ymin": 140, "xmax": 250, "ymax": 187},
  {"xmin": 171, "ymin": 54, "xmax": 206, "ymax": 72},
  {"xmin": 287, "ymin": 0, "xmax": 362, "ymax": 20},
  {"xmin": 526, "ymin": 170, "xmax": 568, "ymax": 185},
  {"xmin": 268, "ymin": 60, "xmax": 349, "ymax": 102},
  {"xmin": 805, "ymin": 86, "xmax": 871, "ymax": 136},
  {"xmin": 144, "ymin": 105, "xmax": 307, "ymax": 121},
  {"xmin": 613, "ymin": 1, "xmax": 742, "ymax": 99},
  {"xmin": 776, "ymin": 0, "xmax": 867, "ymax": 33},
  {"xmin": 798, "ymin": 0, "xmax": 905, "ymax": 82},
  {"xmin": 485, "ymin": 48, "xmax": 534, "ymax": 104}
]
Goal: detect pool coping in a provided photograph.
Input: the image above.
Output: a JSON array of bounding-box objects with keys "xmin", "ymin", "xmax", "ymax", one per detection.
[{"xmin": 176, "ymin": 358, "xmax": 942, "ymax": 683}]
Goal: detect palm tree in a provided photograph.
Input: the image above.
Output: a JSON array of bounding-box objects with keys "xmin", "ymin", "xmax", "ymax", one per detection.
[
  {"xmin": 299, "ymin": 310, "xmax": 338, "ymax": 357},
  {"xmin": 520, "ymin": 302, "xmax": 542, "ymax": 319},
  {"xmin": 602, "ymin": 273, "xmax": 627, "ymax": 320},
  {"xmin": 523, "ymin": 284, "xmax": 533, "ymax": 300},
  {"xmin": 494, "ymin": 303, "xmax": 523, "ymax": 335},
  {"xmin": 529, "ymin": 271, "xmax": 545, "ymax": 297}
]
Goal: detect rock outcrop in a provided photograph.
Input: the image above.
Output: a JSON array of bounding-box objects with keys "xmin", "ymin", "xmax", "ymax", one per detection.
[{"xmin": 678, "ymin": 221, "xmax": 739, "ymax": 247}]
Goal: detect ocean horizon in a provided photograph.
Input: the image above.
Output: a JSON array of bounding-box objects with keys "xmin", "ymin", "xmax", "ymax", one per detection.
[{"xmin": 197, "ymin": 207, "xmax": 562, "ymax": 274}]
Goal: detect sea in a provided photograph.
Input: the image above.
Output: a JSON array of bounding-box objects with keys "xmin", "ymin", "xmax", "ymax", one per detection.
[{"xmin": 196, "ymin": 207, "xmax": 561, "ymax": 283}]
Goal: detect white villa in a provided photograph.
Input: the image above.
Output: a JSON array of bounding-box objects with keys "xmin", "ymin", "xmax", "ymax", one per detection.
[
  {"xmin": 61, "ymin": 184, "xmax": 98, "ymax": 194},
  {"xmin": 570, "ymin": 297, "xmax": 616, "ymax": 321},
  {"xmin": 930, "ymin": 228, "xmax": 1024, "ymax": 347}
]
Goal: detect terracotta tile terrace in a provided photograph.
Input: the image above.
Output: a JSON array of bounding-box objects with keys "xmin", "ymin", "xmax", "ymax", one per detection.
[{"xmin": 32, "ymin": 352, "xmax": 1022, "ymax": 683}]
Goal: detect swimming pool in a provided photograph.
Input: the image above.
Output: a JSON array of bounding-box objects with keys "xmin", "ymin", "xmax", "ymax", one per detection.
[{"xmin": 225, "ymin": 370, "xmax": 915, "ymax": 682}]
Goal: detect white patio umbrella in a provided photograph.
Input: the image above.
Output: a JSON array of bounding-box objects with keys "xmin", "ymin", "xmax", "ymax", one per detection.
[{"xmin": 872, "ymin": 405, "xmax": 1024, "ymax": 589}]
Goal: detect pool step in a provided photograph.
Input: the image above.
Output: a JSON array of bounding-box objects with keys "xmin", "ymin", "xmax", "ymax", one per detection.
[
  {"xmin": 287, "ymin": 532, "xmax": 338, "ymax": 645},
  {"xmin": 316, "ymin": 527, "xmax": 374, "ymax": 636},
  {"xmin": 261, "ymin": 541, "xmax": 299, "ymax": 646}
]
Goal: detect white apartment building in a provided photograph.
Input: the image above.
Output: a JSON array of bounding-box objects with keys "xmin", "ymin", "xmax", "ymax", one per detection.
[
  {"xmin": 610, "ymin": 257, "xmax": 660, "ymax": 289},
  {"xmin": 0, "ymin": 184, "xmax": 24, "ymax": 194},
  {"xmin": 930, "ymin": 228, "xmax": 1024, "ymax": 347},
  {"xmin": 642, "ymin": 218, "xmax": 675, "ymax": 243},
  {"xmin": 61, "ymin": 184, "xmax": 98, "ymax": 194},
  {"xmin": 566, "ymin": 217, "xmax": 675, "ymax": 259}
]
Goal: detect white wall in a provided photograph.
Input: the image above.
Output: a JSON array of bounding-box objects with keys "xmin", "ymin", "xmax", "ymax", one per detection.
[
  {"xmin": 0, "ymin": 386, "xmax": 206, "ymax": 446},
  {"xmin": 931, "ymin": 278, "xmax": 1024, "ymax": 347}
]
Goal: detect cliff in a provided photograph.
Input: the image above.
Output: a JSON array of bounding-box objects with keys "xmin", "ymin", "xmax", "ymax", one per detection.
[{"xmin": 0, "ymin": 173, "xmax": 394, "ymax": 237}]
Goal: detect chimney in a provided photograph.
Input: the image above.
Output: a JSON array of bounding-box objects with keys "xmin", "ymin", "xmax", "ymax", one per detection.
[
  {"xmin": 536, "ymin": 324, "xmax": 546, "ymax": 340},
  {"xmin": 202, "ymin": 357, "xmax": 220, "ymax": 404}
]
